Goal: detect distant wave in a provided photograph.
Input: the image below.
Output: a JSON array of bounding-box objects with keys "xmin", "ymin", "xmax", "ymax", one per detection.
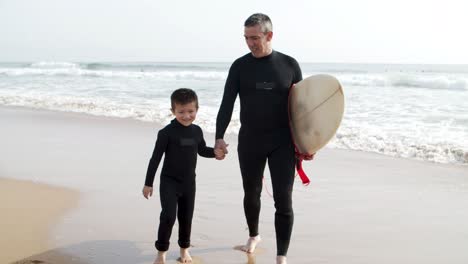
[
  {"xmin": 330, "ymin": 127, "xmax": 468, "ymax": 165},
  {"xmin": 22, "ymin": 61, "xmax": 229, "ymax": 72},
  {"xmin": 0, "ymin": 67, "xmax": 228, "ymax": 81},
  {"xmin": 333, "ymin": 74, "xmax": 468, "ymax": 91},
  {"xmin": 387, "ymin": 74, "xmax": 468, "ymax": 90},
  {"xmin": 29, "ymin": 61, "xmax": 81, "ymax": 69},
  {"xmin": 85, "ymin": 62, "xmax": 229, "ymax": 71},
  {"xmin": 1, "ymin": 61, "xmax": 467, "ymax": 91}
]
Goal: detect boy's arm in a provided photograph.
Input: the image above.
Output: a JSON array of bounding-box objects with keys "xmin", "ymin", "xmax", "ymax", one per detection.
[
  {"xmin": 198, "ymin": 129, "xmax": 216, "ymax": 158},
  {"xmin": 144, "ymin": 130, "xmax": 168, "ymax": 187}
]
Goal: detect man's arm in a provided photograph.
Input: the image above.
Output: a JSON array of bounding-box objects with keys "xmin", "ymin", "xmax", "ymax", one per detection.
[
  {"xmin": 215, "ymin": 62, "xmax": 240, "ymax": 141},
  {"xmin": 291, "ymin": 57, "xmax": 303, "ymax": 84},
  {"xmin": 214, "ymin": 61, "xmax": 239, "ymax": 158}
]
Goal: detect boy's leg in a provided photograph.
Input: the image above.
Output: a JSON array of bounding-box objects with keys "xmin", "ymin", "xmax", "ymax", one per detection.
[
  {"xmin": 154, "ymin": 251, "xmax": 167, "ymax": 264},
  {"xmin": 156, "ymin": 178, "xmax": 178, "ymax": 252},
  {"xmin": 179, "ymin": 247, "xmax": 193, "ymax": 263},
  {"xmin": 177, "ymin": 182, "xmax": 195, "ymax": 249},
  {"xmin": 268, "ymin": 142, "xmax": 296, "ymax": 257},
  {"xmin": 177, "ymin": 182, "xmax": 195, "ymax": 263}
]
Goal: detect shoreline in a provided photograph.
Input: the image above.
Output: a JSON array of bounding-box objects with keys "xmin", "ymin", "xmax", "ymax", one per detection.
[{"xmin": 1, "ymin": 104, "xmax": 466, "ymax": 168}]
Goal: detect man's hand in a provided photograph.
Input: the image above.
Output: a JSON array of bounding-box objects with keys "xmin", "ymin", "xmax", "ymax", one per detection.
[
  {"xmin": 303, "ymin": 153, "xmax": 315, "ymax": 160},
  {"xmin": 296, "ymin": 152, "xmax": 315, "ymax": 160},
  {"xmin": 142, "ymin": 186, "xmax": 153, "ymax": 199},
  {"xmin": 214, "ymin": 139, "xmax": 229, "ymax": 160}
]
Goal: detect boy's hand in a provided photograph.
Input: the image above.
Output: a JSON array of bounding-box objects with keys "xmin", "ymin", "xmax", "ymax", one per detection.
[
  {"xmin": 214, "ymin": 147, "xmax": 226, "ymax": 160},
  {"xmin": 142, "ymin": 186, "xmax": 153, "ymax": 199}
]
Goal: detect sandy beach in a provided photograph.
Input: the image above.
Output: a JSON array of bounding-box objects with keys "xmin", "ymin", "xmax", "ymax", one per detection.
[
  {"xmin": 0, "ymin": 178, "xmax": 80, "ymax": 264},
  {"xmin": 1, "ymin": 105, "xmax": 468, "ymax": 264}
]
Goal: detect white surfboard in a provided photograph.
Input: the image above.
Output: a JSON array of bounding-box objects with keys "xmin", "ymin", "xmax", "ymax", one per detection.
[{"xmin": 289, "ymin": 74, "xmax": 344, "ymax": 155}]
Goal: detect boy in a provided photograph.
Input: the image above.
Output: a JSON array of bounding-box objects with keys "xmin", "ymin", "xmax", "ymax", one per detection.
[{"xmin": 143, "ymin": 88, "xmax": 222, "ymax": 264}]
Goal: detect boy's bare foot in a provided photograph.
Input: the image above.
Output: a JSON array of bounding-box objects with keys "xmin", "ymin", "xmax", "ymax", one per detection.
[
  {"xmin": 276, "ymin": 255, "xmax": 287, "ymax": 264},
  {"xmin": 241, "ymin": 235, "xmax": 261, "ymax": 253},
  {"xmin": 154, "ymin": 251, "xmax": 167, "ymax": 264},
  {"xmin": 179, "ymin": 247, "xmax": 193, "ymax": 263}
]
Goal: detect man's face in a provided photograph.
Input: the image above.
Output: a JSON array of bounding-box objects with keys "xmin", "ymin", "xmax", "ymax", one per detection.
[{"xmin": 244, "ymin": 25, "xmax": 272, "ymax": 58}]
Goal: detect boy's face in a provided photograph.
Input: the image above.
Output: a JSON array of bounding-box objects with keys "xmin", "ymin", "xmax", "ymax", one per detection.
[{"xmin": 172, "ymin": 101, "xmax": 198, "ymax": 126}]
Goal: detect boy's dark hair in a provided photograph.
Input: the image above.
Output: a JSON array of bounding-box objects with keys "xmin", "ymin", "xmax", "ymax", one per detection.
[{"xmin": 171, "ymin": 88, "xmax": 199, "ymax": 110}]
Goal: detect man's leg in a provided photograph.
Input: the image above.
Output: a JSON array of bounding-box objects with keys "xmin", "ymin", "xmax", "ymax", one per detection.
[
  {"xmin": 268, "ymin": 142, "xmax": 296, "ymax": 257},
  {"xmin": 238, "ymin": 140, "xmax": 267, "ymax": 251}
]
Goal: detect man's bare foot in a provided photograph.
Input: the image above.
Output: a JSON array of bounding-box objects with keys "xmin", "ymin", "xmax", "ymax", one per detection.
[
  {"xmin": 154, "ymin": 251, "xmax": 167, "ymax": 264},
  {"xmin": 179, "ymin": 247, "xmax": 193, "ymax": 263},
  {"xmin": 242, "ymin": 235, "xmax": 261, "ymax": 253},
  {"xmin": 277, "ymin": 255, "xmax": 287, "ymax": 264}
]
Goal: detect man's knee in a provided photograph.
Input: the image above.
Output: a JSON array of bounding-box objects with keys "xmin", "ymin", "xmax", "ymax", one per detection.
[{"xmin": 273, "ymin": 193, "xmax": 293, "ymax": 214}]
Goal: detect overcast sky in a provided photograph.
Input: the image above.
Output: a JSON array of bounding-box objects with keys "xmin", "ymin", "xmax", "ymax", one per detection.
[{"xmin": 1, "ymin": 0, "xmax": 467, "ymax": 64}]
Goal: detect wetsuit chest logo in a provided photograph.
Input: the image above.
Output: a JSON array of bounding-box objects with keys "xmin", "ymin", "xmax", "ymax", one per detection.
[
  {"xmin": 180, "ymin": 138, "xmax": 196, "ymax": 146},
  {"xmin": 256, "ymin": 82, "xmax": 276, "ymax": 90}
]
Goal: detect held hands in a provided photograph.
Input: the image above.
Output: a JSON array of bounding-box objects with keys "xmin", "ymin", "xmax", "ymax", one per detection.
[
  {"xmin": 214, "ymin": 148, "xmax": 225, "ymax": 160},
  {"xmin": 214, "ymin": 139, "xmax": 229, "ymax": 160},
  {"xmin": 142, "ymin": 186, "xmax": 153, "ymax": 199}
]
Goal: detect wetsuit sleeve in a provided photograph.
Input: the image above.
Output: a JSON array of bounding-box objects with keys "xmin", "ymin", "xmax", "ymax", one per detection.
[
  {"xmin": 144, "ymin": 130, "xmax": 168, "ymax": 187},
  {"xmin": 198, "ymin": 128, "xmax": 215, "ymax": 158},
  {"xmin": 291, "ymin": 58, "xmax": 303, "ymax": 84},
  {"xmin": 215, "ymin": 62, "xmax": 239, "ymax": 139}
]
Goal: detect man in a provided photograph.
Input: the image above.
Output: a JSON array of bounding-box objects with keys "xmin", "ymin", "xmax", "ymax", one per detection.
[{"xmin": 214, "ymin": 13, "xmax": 313, "ymax": 264}]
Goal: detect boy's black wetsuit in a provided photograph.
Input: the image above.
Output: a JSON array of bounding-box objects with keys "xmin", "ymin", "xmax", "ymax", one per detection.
[
  {"xmin": 145, "ymin": 118, "xmax": 214, "ymax": 251},
  {"xmin": 216, "ymin": 50, "xmax": 302, "ymax": 256}
]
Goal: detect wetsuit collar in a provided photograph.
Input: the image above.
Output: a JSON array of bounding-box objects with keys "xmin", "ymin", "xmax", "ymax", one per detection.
[
  {"xmin": 171, "ymin": 118, "xmax": 192, "ymax": 128},
  {"xmin": 250, "ymin": 50, "xmax": 275, "ymax": 60}
]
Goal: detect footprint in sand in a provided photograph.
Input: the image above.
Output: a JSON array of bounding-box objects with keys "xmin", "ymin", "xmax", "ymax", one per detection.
[
  {"xmin": 14, "ymin": 261, "xmax": 46, "ymax": 264},
  {"xmin": 233, "ymin": 245, "xmax": 266, "ymax": 254},
  {"xmin": 176, "ymin": 256, "xmax": 203, "ymax": 264},
  {"xmin": 233, "ymin": 246, "xmax": 266, "ymax": 264}
]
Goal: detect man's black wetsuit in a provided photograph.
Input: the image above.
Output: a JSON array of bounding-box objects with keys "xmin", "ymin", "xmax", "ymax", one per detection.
[
  {"xmin": 216, "ymin": 50, "xmax": 302, "ymax": 256},
  {"xmin": 145, "ymin": 118, "xmax": 214, "ymax": 251}
]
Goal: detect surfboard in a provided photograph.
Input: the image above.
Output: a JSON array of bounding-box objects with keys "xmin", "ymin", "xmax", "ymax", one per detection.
[{"xmin": 289, "ymin": 74, "xmax": 344, "ymax": 155}]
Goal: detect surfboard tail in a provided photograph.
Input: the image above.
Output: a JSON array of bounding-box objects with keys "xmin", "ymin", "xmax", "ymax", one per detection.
[{"xmin": 289, "ymin": 83, "xmax": 311, "ymax": 186}]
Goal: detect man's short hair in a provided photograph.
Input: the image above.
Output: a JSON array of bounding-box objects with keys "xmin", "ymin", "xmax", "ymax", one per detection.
[{"xmin": 244, "ymin": 13, "xmax": 273, "ymax": 33}]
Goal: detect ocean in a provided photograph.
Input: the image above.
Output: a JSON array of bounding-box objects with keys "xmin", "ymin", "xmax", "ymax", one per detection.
[{"xmin": 1, "ymin": 61, "xmax": 467, "ymax": 165}]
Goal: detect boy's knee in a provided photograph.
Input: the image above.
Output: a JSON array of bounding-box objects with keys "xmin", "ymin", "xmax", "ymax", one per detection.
[{"xmin": 159, "ymin": 212, "xmax": 176, "ymax": 225}]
